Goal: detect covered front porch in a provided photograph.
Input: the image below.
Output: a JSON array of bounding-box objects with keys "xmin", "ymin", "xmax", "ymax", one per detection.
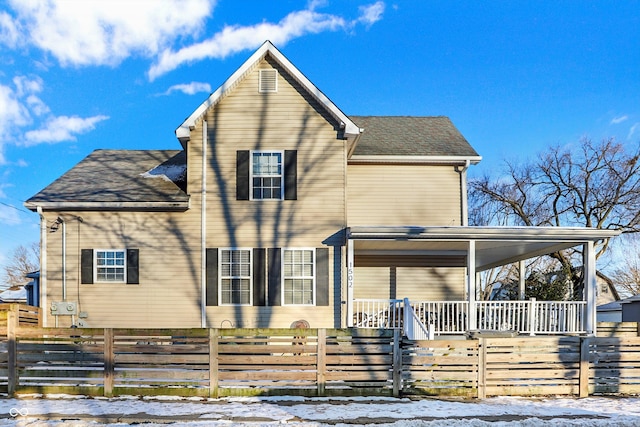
[{"xmin": 345, "ymin": 226, "xmax": 619, "ymax": 338}]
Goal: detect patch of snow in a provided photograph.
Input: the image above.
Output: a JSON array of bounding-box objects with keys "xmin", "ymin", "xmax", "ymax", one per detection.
[
  {"xmin": 0, "ymin": 287, "xmax": 27, "ymax": 301},
  {"xmin": 140, "ymin": 164, "xmax": 186, "ymax": 183},
  {"xmin": 1, "ymin": 394, "xmax": 640, "ymax": 426}
]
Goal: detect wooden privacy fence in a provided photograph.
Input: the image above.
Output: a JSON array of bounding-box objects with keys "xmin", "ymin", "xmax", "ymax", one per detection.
[
  {"xmin": 0, "ymin": 304, "xmax": 41, "ymax": 327},
  {"xmin": 0, "ymin": 326, "xmax": 398, "ymax": 398},
  {"xmin": 2, "ymin": 322, "xmax": 640, "ymax": 398}
]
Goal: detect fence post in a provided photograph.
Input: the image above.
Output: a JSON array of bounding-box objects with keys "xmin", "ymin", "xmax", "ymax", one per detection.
[
  {"xmin": 392, "ymin": 329, "xmax": 402, "ymax": 397},
  {"xmin": 477, "ymin": 338, "xmax": 486, "ymax": 399},
  {"xmin": 7, "ymin": 304, "xmax": 18, "ymax": 397},
  {"xmin": 317, "ymin": 328, "xmax": 326, "ymax": 396},
  {"xmin": 579, "ymin": 337, "xmax": 591, "ymax": 397},
  {"xmin": 103, "ymin": 328, "xmax": 114, "ymax": 397},
  {"xmin": 209, "ymin": 328, "xmax": 219, "ymax": 398}
]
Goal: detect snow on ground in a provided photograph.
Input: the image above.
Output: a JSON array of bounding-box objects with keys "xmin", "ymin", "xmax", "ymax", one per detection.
[{"xmin": 1, "ymin": 394, "xmax": 640, "ymax": 426}]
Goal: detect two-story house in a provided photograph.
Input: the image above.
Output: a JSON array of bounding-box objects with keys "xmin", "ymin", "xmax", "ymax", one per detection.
[{"xmin": 25, "ymin": 41, "xmax": 617, "ymax": 335}]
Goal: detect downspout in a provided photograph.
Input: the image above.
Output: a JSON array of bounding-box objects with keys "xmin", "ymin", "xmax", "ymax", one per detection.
[
  {"xmin": 60, "ymin": 217, "xmax": 66, "ymax": 301},
  {"xmin": 456, "ymin": 160, "xmax": 471, "ymax": 226},
  {"xmin": 201, "ymin": 120, "xmax": 208, "ymax": 328},
  {"xmin": 37, "ymin": 207, "xmax": 47, "ymax": 327}
]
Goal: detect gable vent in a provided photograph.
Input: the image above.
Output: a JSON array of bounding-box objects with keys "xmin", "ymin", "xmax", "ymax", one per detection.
[{"xmin": 259, "ymin": 69, "xmax": 278, "ymax": 93}]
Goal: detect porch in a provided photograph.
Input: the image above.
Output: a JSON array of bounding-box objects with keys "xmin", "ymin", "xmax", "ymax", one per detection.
[
  {"xmin": 353, "ymin": 298, "xmax": 586, "ymax": 339},
  {"xmin": 346, "ymin": 226, "xmax": 619, "ymax": 338}
]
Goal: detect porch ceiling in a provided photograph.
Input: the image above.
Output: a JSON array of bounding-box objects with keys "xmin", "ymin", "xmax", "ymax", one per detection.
[{"xmin": 348, "ymin": 226, "xmax": 620, "ymax": 271}]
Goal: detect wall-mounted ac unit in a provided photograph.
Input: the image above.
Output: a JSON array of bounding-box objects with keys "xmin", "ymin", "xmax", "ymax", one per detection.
[{"xmin": 51, "ymin": 301, "xmax": 77, "ymax": 315}]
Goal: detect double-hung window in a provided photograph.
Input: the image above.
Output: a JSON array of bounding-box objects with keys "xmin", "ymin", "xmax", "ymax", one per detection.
[
  {"xmin": 283, "ymin": 249, "xmax": 315, "ymax": 305},
  {"xmin": 95, "ymin": 249, "xmax": 126, "ymax": 283},
  {"xmin": 220, "ymin": 249, "xmax": 252, "ymax": 305},
  {"xmin": 251, "ymin": 151, "xmax": 283, "ymax": 200}
]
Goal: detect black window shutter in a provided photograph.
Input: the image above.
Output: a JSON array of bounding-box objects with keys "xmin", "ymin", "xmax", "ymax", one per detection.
[
  {"xmin": 80, "ymin": 249, "xmax": 93, "ymax": 284},
  {"xmin": 126, "ymin": 249, "xmax": 139, "ymax": 284},
  {"xmin": 316, "ymin": 247, "xmax": 329, "ymax": 306},
  {"xmin": 236, "ymin": 150, "xmax": 250, "ymax": 200},
  {"xmin": 267, "ymin": 248, "xmax": 282, "ymax": 306},
  {"xmin": 206, "ymin": 248, "xmax": 218, "ymax": 306},
  {"xmin": 284, "ymin": 150, "xmax": 297, "ymax": 200},
  {"xmin": 253, "ymin": 248, "xmax": 266, "ymax": 306}
]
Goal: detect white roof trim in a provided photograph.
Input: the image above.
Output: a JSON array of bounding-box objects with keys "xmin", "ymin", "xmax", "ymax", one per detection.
[
  {"xmin": 349, "ymin": 155, "xmax": 483, "ymax": 165},
  {"xmin": 348, "ymin": 225, "xmax": 620, "ymax": 242},
  {"xmin": 25, "ymin": 201, "xmax": 189, "ymax": 211},
  {"xmin": 175, "ymin": 41, "xmax": 361, "ymax": 145}
]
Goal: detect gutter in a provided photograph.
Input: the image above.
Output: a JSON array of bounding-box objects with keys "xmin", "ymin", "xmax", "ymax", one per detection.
[
  {"xmin": 348, "ymin": 155, "xmax": 482, "ymax": 165},
  {"xmin": 24, "ymin": 201, "xmax": 189, "ymax": 211}
]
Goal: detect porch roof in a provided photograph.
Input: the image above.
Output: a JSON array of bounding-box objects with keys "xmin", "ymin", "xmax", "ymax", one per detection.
[{"xmin": 347, "ymin": 226, "xmax": 620, "ymax": 271}]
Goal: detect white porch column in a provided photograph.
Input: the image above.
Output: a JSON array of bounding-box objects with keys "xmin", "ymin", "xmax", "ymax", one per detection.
[
  {"xmin": 467, "ymin": 240, "xmax": 477, "ymax": 331},
  {"xmin": 584, "ymin": 241, "xmax": 597, "ymax": 336},
  {"xmin": 519, "ymin": 260, "xmax": 526, "ymax": 300},
  {"xmin": 346, "ymin": 239, "xmax": 355, "ymax": 327}
]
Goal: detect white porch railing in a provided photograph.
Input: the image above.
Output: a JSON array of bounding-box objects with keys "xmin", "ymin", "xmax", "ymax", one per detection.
[{"xmin": 353, "ymin": 298, "xmax": 587, "ymax": 337}]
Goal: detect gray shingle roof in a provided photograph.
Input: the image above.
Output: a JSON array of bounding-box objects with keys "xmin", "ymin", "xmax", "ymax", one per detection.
[
  {"xmin": 26, "ymin": 150, "xmax": 188, "ymax": 209},
  {"xmin": 350, "ymin": 116, "xmax": 480, "ymax": 157}
]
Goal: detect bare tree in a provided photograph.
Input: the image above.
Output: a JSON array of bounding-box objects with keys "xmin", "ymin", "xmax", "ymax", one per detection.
[
  {"xmin": 2, "ymin": 243, "xmax": 39, "ymax": 289},
  {"xmin": 470, "ymin": 137, "xmax": 640, "ymax": 298},
  {"xmin": 609, "ymin": 235, "xmax": 640, "ymax": 298}
]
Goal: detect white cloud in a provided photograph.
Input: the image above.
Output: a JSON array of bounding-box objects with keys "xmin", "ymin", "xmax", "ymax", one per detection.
[
  {"xmin": 148, "ymin": 2, "xmax": 385, "ymax": 80},
  {"xmin": 628, "ymin": 122, "xmax": 640, "ymax": 141},
  {"xmin": 0, "ymin": 204, "xmax": 20, "ymax": 226},
  {"xmin": 6, "ymin": 0, "xmax": 213, "ymax": 67},
  {"xmin": 358, "ymin": 1, "xmax": 385, "ymax": 26},
  {"xmin": 162, "ymin": 82, "xmax": 212, "ymax": 96},
  {"xmin": 23, "ymin": 115, "xmax": 109, "ymax": 145},
  {"xmin": 0, "ymin": 11, "xmax": 21, "ymax": 48},
  {"xmin": 0, "ymin": 83, "xmax": 32, "ymax": 163},
  {"xmin": 611, "ymin": 115, "xmax": 628, "ymax": 124}
]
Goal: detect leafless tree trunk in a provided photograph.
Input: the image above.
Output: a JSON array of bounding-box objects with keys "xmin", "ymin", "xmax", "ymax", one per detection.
[{"xmin": 2, "ymin": 242, "xmax": 39, "ymax": 289}]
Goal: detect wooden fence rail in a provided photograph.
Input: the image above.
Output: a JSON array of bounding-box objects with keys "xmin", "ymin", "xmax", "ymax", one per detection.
[{"xmin": 2, "ymin": 321, "xmax": 640, "ymax": 398}]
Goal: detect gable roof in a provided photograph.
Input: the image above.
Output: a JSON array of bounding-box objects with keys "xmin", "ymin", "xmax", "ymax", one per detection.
[
  {"xmin": 349, "ymin": 116, "xmax": 482, "ymax": 164},
  {"xmin": 176, "ymin": 40, "xmax": 362, "ymax": 147},
  {"xmin": 25, "ymin": 150, "xmax": 189, "ymax": 211}
]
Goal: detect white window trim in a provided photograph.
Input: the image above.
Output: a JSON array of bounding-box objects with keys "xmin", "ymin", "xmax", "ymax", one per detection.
[
  {"xmin": 94, "ymin": 249, "xmax": 126, "ymax": 283},
  {"xmin": 281, "ymin": 248, "xmax": 316, "ymax": 306},
  {"xmin": 218, "ymin": 248, "xmax": 253, "ymax": 306},
  {"xmin": 250, "ymin": 150, "xmax": 284, "ymax": 201}
]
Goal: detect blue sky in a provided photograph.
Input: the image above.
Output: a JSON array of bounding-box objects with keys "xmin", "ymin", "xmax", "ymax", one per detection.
[{"xmin": 0, "ymin": 0, "xmax": 638, "ymax": 277}]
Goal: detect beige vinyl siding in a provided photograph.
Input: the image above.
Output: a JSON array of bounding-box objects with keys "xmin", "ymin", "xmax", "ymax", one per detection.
[
  {"xmin": 198, "ymin": 58, "xmax": 347, "ymax": 247},
  {"xmin": 347, "ymin": 164, "xmax": 462, "ymax": 226},
  {"xmin": 42, "ymin": 210, "xmax": 202, "ymax": 328},
  {"xmin": 190, "ymin": 58, "xmax": 346, "ymax": 328},
  {"xmin": 353, "ymin": 267, "xmax": 465, "ymax": 300}
]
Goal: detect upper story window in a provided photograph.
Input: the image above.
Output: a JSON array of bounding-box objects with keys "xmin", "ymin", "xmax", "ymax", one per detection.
[
  {"xmin": 251, "ymin": 151, "xmax": 283, "ymax": 200},
  {"xmin": 95, "ymin": 249, "xmax": 126, "ymax": 282},
  {"xmin": 220, "ymin": 249, "xmax": 252, "ymax": 305},
  {"xmin": 237, "ymin": 150, "xmax": 297, "ymax": 201}
]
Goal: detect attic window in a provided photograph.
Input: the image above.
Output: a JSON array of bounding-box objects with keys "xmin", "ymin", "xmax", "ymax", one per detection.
[{"xmin": 259, "ymin": 69, "xmax": 278, "ymax": 93}]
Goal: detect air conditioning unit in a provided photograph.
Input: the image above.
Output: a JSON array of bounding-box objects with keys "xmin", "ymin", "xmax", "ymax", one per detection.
[{"xmin": 51, "ymin": 301, "xmax": 77, "ymax": 316}]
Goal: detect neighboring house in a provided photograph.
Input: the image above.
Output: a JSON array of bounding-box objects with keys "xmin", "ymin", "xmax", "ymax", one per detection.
[
  {"xmin": 595, "ymin": 271, "xmax": 620, "ymax": 307},
  {"xmin": 597, "ymin": 294, "xmax": 640, "ymax": 323},
  {"xmin": 25, "ymin": 41, "xmax": 618, "ymax": 334},
  {"xmin": 25, "ymin": 271, "xmax": 40, "ymax": 307},
  {"xmin": 0, "ymin": 285, "xmax": 27, "ymax": 304}
]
